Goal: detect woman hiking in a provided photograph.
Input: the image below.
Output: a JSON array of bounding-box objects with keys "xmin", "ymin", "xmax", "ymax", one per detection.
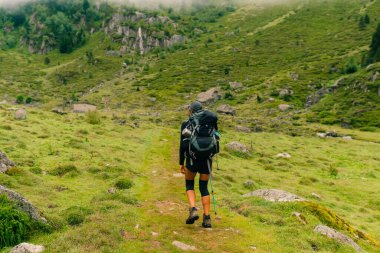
[{"xmin": 179, "ymin": 101, "xmax": 219, "ymax": 228}]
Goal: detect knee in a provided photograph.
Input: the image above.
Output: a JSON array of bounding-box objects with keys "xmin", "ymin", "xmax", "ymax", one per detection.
[
  {"xmin": 186, "ymin": 180, "xmax": 194, "ymax": 191},
  {"xmin": 199, "ymin": 180, "xmax": 209, "ymax": 197}
]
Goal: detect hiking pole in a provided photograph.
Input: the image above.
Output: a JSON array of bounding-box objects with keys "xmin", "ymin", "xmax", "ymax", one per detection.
[{"xmin": 207, "ymin": 159, "xmax": 217, "ymax": 215}]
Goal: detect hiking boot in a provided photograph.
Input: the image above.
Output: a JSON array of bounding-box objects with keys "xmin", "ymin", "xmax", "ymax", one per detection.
[
  {"xmin": 186, "ymin": 207, "xmax": 199, "ymax": 224},
  {"xmin": 202, "ymin": 214, "xmax": 212, "ymax": 228}
]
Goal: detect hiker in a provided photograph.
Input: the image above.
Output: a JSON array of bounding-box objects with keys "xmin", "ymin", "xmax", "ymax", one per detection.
[{"xmin": 179, "ymin": 101, "xmax": 219, "ymax": 228}]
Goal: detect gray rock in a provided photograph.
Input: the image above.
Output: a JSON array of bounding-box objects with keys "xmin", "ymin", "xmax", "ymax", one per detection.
[
  {"xmin": 108, "ymin": 188, "xmax": 117, "ymax": 194},
  {"xmin": 289, "ymin": 72, "xmax": 299, "ymax": 81},
  {"xmin": 243, "ymin": 189, "xmax": 305, "ymax": 202},
  {"xmin": 0, "ymin": 184, "xmax": 46, "ymax": 222},
  {"xmin": 197, "ymin": 87, "xmax": 222, "ymax": 104},
  {"xmin": 314, "ymin": 225, "xmax": 362, "ymax": 252},
  {"xmin": 279, "ymin": 88, "xmax": 293, "ymax": 97},
  {"xmin": 73, "ymin": 104, "xmax": 97, "ymax": 113},
  {"xmin": 226, "ymin": 142, "xmax": 249, "ymax": 154},
  {"xmin": 278, "ymin": 104, "xmax": 290, "ymax": 111},
  {"xmin": 268, "ymin": 97, "xmax": 275, "ymax": 102},
  {"xmin": 229, "ymin": 81, "xmax": 243, "ymax": 90},
  {"xmin": 148, "ymin": 97, "xmax": 157, "ymax": 102},
  {"xmin": 342, "ymin": 136, "xmax": 353, "ymax": 140},
  {"xmin": 370, "ymin": 71, "xmax": 379, "ymax": 82},
  {"xmin": 311, "ymin": 193, "xmax": 321, "ymax": 199},
  {"xmin": 14, "ymin": 108, "xmax": 27, "ymax": 120},
  {"xmin": 172, "ymin": 241, "xmax": 196, "ymax": 251},
  {"xmin": 10, "ymin": 243, "xmax": 45, "ymax": 253},
  {"xmin": 305, "ymin": 80, "xmax": 342, "ymax": 107},
  {"xmin": 276, "ymin": 153, "xmax": 291, "ymax": 158},
  {"xmin": 217, "ymin": 104, "xmax": 236, "ymax": 116},
  {"xmin": 316, "ymin": 133, "xmax": 326, "ymax": 138},
  {"xmin": 0, "ymin": 151, "xmax": 14, "ymax": 173},
  {"xmin": 235, "ymin": 125, "xmax": 251, "ymax": 133}
]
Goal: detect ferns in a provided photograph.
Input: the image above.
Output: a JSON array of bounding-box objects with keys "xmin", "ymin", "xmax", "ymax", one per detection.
[{"xmin": 0, "ymin": 195, "xmax": 31, "ymax": 249}]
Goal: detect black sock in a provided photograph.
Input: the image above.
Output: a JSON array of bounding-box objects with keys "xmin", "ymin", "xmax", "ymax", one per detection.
[
  {"xmin": 204, "ymin": 214, "xmax": 210, "ymax": 218},
  {"xmin": 191, "ymin": 207, "xmax": 197, "ymax": 211}
]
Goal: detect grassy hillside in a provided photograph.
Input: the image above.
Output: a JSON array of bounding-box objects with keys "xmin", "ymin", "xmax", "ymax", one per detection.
[{"xmin": 0, "ymin": 106, "xmax": 380, "ymax": 252}]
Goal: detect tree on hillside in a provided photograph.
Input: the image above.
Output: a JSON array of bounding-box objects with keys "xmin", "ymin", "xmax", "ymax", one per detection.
[
  {"xmin": 368, "ymin": 23, "xmax": 380, "ymax": 63},
  {"xmin": 83, "ymin": 0, "xmax": 90, "ymax": 12},
  {"xmin": 364, "ymin": 14, "xmax": 370, "ymax": 24}
]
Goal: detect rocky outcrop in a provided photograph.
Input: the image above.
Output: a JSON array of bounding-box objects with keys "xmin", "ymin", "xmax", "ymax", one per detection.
[
  {"xmin": 243, "ymin": 189, "xmax": 305, "ymax": 202},
  {"xmin": 314, "ymin": 225, "xmax": 362, "ymax": 252},
  {"xmin": 0, "ymin": 185, "xmax": 46, "ymax": 222},
  {"xmin": 10, "ymin": 243, "xmax": 45, "ymax": 253},
  {"xmin": 105, "ymin": 12, "xmax": 185, "ymax": 55},
  {"xmin": 226, "ymin": 142, "xmax": 249, "ymax": 154},
  {"xmin": 305, "ymin": 78, "xmax": 344, "ymax": 107},
  {"xmin": 229, "ymin": 81, "xmax": 243, "ymax": 90},
  {"xmin": 197, "ymin": 87, "xmax": 222, "ymax": 104},
  {"xmin": 0, "ymin": 151, "xmax": 14, "ymax": 173},
  {"xmin": 217, "ymin": 104, "xmax": 236, "ymax": 116}
]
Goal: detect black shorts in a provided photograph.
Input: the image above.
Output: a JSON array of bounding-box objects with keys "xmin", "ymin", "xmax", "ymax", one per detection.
[{"xmin": 186, "ymin": 158, "xmax": 212, "ymax": 174}]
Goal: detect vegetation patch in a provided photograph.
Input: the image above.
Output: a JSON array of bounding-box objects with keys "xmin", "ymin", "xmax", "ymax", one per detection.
[
  {"xmin": 114, "ymin": 178, "xmax": 134, "ymax": 190},
  {"xmin": 49, "ymin": 164, "xmax": 79, "ymax": 177}
]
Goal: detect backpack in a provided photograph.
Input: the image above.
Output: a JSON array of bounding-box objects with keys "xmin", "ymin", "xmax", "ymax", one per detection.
[{"xmin": 186, "ymin": 110, "xmax": 219, "ymax": 161}]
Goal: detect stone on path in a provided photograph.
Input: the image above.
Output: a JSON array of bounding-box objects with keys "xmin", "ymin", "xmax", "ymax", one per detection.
[
  {"xmin": 172, "ymin": 241, "xmax": 196, "ymax": 251},
  {"xmin": 314, "ymin": 225, "xmax": 362, "ymax": 252},
  {"xmin": 243, "ymin": 189, "xmax": 305, "ymax": 202},
  {"xmin": 10, "ymin": 243, "xmax": 45, "ymax": 253}
]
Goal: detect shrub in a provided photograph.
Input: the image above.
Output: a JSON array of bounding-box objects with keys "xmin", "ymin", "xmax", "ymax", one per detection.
[
  {"xmin": 0, "ymin": 195, "xmax": 32, "ymax": 249},
  {"xmin": 86, "ymin": 111, "xmax": 101, "ymax": 125},
  {"xmin": 49, "ymin": 164, "xmax": 79, "ymax": 177},
  {"xmin": 65, "ymin": 206, "xmax": 92, "ymax": 226},
  {"xmin": 16, "ymin": 95, "xmax": 24, "ymax": 104},
  {"xmin": 115, "ymin": 178, "xmax": 134, "ymax": 190},
  {"xmin": 344, "ymin": 57, "xmax": 358, "ymax": 74},
  {"xmin": 25, "ymin": 97, "xmax": 32, "ymax": 104}
]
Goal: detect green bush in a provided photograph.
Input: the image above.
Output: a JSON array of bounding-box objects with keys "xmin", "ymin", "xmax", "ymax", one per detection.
[
  {"xmin": 86, "ymin": 111, "xmax": 101, "ymax": 125},
  {"xmin": 0, "ymin": 195, "xmax": 32, "ymax": 249},
  {"xmin": 65, "ymin": 206, "xmax": 93, "ymax": 226},
  {"xmin": 16, "ymin": 95, "xmax": 24, "ymax": 104},
  {"xmin": 49, "ymin": 164, "xmax": 79, "ymax": 177},
  {"xmin": 115, "ymin": 178, "xmax": 134, "ymax": 190},
  {"xmin": 25, "ymin": 97, "xmax": 32, "ymax": 104}
]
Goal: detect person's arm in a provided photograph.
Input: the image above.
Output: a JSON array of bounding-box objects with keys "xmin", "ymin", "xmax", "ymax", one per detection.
[{"xmin": 179, "ymin": 122, "xmax": 186, "ymax": 166}]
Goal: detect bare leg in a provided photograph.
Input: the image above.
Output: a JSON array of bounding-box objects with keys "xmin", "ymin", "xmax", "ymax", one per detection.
[
  {"xmin": 200, "ymin": 174, "xmax": 210, "ymax": 215},
  {"xmin": 185, "ymin": 168, "xmax": 197, "ymax": 208}
]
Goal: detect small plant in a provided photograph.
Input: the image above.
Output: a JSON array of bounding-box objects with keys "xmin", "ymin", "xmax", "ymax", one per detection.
[
  {"xmin": 44, "ymin": 57, "xmax": 50, "ymax": 65},
  {"xmin": 329, "ymin": 167, "xmax": 338, "ymax": 178},
  {"xmin": 86, "ymin": 111, "xmax": 101, "ymax": 125},
  {"xmin": 65, "ymin": 206, "xmax": 92, "ymax": 226},
  {"xmin": 224, "ymin": 92, "xmax": 234, "ymax": 100},
  {"xmin": 49, "ymin": 164, "xmax": 79, "ymax": 177},
  {"xmin": 344, "ymin": 57, "xmax": 358, "ymax": 74},
  {"xmin": 115, "ymin": 178, "xmax": 134, "ymax": 190},
  {"xmin": 0, "ymin": 195, "xmax": 32, "ymax": 248},
  {"xmin": 25, "ymin": 97, "xmax": 32, "ymax": 104},
  {"xmin": 16, "ymin": 95, "xmax": 24, "ymax": 104}
]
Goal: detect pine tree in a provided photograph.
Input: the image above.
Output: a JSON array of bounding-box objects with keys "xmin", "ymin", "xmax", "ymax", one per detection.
[
  {"xmin": 364, "ymin": 14, "xmax": 370, "ymax": 24},
  {"xmin": 369, "ymin": 23, "xmax": 380, "ymax": 63}
]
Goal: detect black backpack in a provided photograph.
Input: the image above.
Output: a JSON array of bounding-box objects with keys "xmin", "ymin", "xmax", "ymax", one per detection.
[{"xmin": 186, "ymin": 110, "xmax": 219, "ymax": 161}]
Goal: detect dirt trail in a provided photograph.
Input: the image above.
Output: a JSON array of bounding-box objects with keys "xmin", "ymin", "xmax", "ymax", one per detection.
[{"xmin": 133, "ymin": 128, "xmax": 260, "ymax": 252}]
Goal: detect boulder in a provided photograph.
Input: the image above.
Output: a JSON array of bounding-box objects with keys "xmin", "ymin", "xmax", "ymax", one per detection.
[
  {"xmin": 243, "ymin": 189, "xmax": 305, "ymax": 202},
  {"xmin": 342, "ymin": 136, "xmax": 353, "ymax": 140},
  {"xmin": 172, "ymin": 241, "xmax": 196, "ymax": 251},
  {"xmin": 278, "ymin": 104, "xmax": 290, "ymax": 111},
  {"xmin": 10, "ymin": 243, "xmax": 45, "ymax": 253},
  {"xmin": 108, "ymin": 188, "xmax": 117, "ymax": 194},
  {"xmin": 197, "ymin": 87, "xmax": 222, "ymax": 104},
  {"xmin": 235, "ymin": 125, "xmax": 251, "ymax": 133},
  {"xmin": 229, "ymin": 81, "xmax": 243, "ymax": 90},
  {"xmin": 73, "ymin": 104, "xmax": 97, "ymax": 113},
  {"xmin": 316, "ymin": 133, "xmax": 326, "ymax": 138},
  {"xmin": 311, "ymin": 193, "xmax": 321, "ymax": 199},
  {"xmin": 268, "ymin": 97, "xmax": 275, "ymax": 102},
  {"xmin": 226, "ymin": 142, "xmax": 249, "ymax": 154},
  {"xmin": 0, "ymin": 151, "xmax": 14, "ymax": 173},
  {"xmin": 314, "ymin": 225, "xmax": 362, "ymax": 252},
  {"xmin": 0, "ymin": 184, "xmax": 46, "ymax": 222},
  {"xmin": 289, "ymin": 72, "xmax": 299, "ymax": 81},
  {"xmin": 276, "ymin": 153, "xmax": 291, "ymax": 158},
  {"xmin": 217, "ymin": 104, "xmax": 236, "ymax": 116},
  {"xmin": 14, "ymin": 108, "xmax": 27, "ymax": 120}
]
